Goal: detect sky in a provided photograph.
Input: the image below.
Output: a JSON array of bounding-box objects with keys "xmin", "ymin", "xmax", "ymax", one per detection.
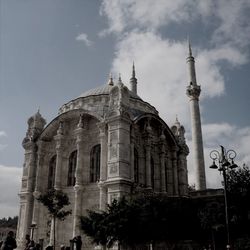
[{"xmin": 0, "ymin": 0, "xmax": 250, "ymax": 218}]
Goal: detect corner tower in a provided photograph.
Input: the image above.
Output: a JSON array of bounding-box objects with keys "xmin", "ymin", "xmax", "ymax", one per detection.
[{"xmin": 186, "ymin": 42, "xmax": 206, "ymax": 190}]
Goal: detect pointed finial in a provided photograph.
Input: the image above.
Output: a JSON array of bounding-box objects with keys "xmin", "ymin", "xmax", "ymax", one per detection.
[
  {"xmin": 132, "ymin": 61, "xmax": 136, "ymax": 78},
  {"xmin": 108, "ymin": 73, "xmax": 114, "ymax": 86},
  {"xmin": 175, "ymin": 115, "xmax": 181, "ymax": 126},
  {"xmin": 118, "ymin": 73, "xmax": 122, "ymax": 84},
  {"xmin": 188, "ymin": 37, "xmax": 193, "ymax": 57}
]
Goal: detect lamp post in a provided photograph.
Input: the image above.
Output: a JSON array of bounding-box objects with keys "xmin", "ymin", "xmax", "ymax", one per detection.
[{"xmin": 209, "ymin": 145, "xmax": 238, "ymax": 250}]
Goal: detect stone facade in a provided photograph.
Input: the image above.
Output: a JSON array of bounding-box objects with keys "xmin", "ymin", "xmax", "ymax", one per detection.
[{"xmin": 16, "ymin": 72, "xmax": 189, "ymax": 250}]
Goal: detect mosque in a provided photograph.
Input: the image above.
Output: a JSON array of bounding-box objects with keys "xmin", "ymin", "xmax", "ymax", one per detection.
[{"xmin": 16, "ymin": 45, "xmax": 206, "ymax": 249}]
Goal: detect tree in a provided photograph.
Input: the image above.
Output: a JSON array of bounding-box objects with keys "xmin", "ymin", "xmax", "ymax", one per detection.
[
  {"xmin": 81, "ymin": 194, "xmax": 202, "ymax": 249},
  {"xmin": 37, "ymin": 189, "xmax": 71, "ymax": 249},
  {"xmin": 226, "ymin": 165, "xmax": 250, "ymax": 238}
]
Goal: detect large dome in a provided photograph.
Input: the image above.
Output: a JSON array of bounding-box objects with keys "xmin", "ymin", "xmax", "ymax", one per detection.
[{"xmin": 79, "ymin": 83, "xmax": 141, "ymax": 100}]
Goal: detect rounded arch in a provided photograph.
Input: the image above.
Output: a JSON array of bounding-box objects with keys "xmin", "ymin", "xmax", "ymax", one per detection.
[
  {"xmin": 39, "ymin": 109, "xmax": 103, "ymax": 140},
  {"xmin": 133, "ymin": 113, "xmax": 178, "ymax": 148}
]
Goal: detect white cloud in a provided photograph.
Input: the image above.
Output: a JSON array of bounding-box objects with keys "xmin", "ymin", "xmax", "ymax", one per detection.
[
  {"xmin": 110, "ymin": 31, "xmax": 245, "ymax": 123},
  {"xmin": 0, "ymin": 131, "xmax": 7, "ymax": 137},
  {"xmin": 75, "ymin": 33, "xmax": 93, "ymax": 47},
  {"xmin": 0, "ymin": 165, "xmax": 22, "ymax": 218},
  {"xmin": 187, "ymin": 123, "xmax": 250, "ymax": 188},
  {"xmin": 0, "ymin": 131, "xmax": 7, "ymax": 151},
  {"xmin": 100, "ymin": 0, "xmax": 250, "ymax": 189},
  {"xmin": 100, "ymin": 0, "xmax": 250, "ymax": 51},
  {"xmin": 211, "ymin": 0, "xmax": 250, "ymax": 48}
]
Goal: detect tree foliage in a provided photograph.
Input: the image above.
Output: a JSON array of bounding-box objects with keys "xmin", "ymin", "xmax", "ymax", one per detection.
[
  {"xmin": 226, "ymin": 165, "xmax": 250, "ymax": 238},
  {"xmin": 81, "ymin": 194, "xmax": 203, "ymax": 248},
  {"xmin": 0, "ymin": 216, "xmax": 18, "ymax": 228},
  {"xmin": 37, "ymin": 189, "xmax": 71, "ymax": 221},
  {"xmin": 37, "ymin": 189, "xmax": 71, "ymax": 248}
]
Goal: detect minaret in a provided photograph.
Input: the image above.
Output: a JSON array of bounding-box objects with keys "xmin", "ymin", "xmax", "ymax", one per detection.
[
  {"xmin": 130, "ymin": 62, "xmax": 137, "ymax": 94},
  {"xmin": 186, "ymin": 41, "xmax": 206, "ymax": 190}
]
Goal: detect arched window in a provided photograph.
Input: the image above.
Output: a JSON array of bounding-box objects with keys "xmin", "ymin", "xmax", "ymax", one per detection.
[
  {"xmin": 134, "ymin": 148, "xmax": 139, "ymax": 183},
  {"xmin": 68, "ymin": 150, "xmax": 77, "ymax": 186},
  {"xmin": 90, "ymin": 144, "xmax": 101, "ymax": 183},
  {"xmin": 151, "ymin": 157, "xmax": 154, "ymax": 189},
  {"xmin": 48, "ymin": 155, "xmax": 56, "ymax": 189}
]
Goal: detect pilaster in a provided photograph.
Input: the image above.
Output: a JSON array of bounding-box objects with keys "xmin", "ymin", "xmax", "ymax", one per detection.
[
  {"xmin": 159, "ymin": 144, "xmax": 166, "ymax": 193},
  {"xmin": 171, "ymin": 149, "xmax": 179, "ymax": 196},
  {"xmin": 166, "ymin": 152, "xmax": 173, "ymax": 195},
  {"xmin": 72, "ymin": 117, "xmax": 86, "ymax": 237},
  {"xmin": 31, "ymin": 140, "xmax": 47, "ymax": 241},
  {"xmin": 54, "ymin": 124, "xmax": 64, "ymax": 190}
]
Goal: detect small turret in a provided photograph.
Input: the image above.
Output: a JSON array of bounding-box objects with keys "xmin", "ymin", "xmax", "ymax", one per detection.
[
  {"xmin": 130, "ymin": 62, "xmax": 137, "ymax": 94},
  {"xmin": 23, "ymin": 110, "xmax": 46, "ymax": 145},
  {"xmin": 171, "ymin": 116, "xmax": 186, "ymax": 144}
]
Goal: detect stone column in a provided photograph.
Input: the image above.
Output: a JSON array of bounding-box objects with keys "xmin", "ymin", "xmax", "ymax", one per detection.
[
  {"xmin": 73, "ymin": 185, "xmax": 83, "ymax": 237},
  {"xmin": 171, "ymin": 149, "xmax": 179, "ymax": 196},
  {"xmin": 32, "ymin": 140, "xmax": 46, "ymax": 241},
  {"xmin": 160, "ymin": 145, "xmax": 166, "ymax": 193},
  {"xmin": 177, "ymin": 153, "xmax": 186, "ymax": 196},
  {"xmin": 145, "ymin": 142, "xmax": 152, "ymax": 188},
  {"xmin": 73, "ymin": 119, "xmax": 85, "ymax": 237},
  {"xmin": 130, "ymin": 128, "xmax": 135, "ymax": 183},
  {"xmin": 98, "ymin": 122, "xmax": 107, "ymax": 182},
  {"xmin": 166, "ymin": 152, "xmax": 173, "ymax": 195},
  {"xmin": 98, "ymin": 181, "xmax": 107, "ymax": 211},
  {"xmin": 54, "ymin": 123, "xmax": 64, "ymax": 190},
  {"xmin": 98, "ymin": 122, "xmax": 108, "ymax": 210}
]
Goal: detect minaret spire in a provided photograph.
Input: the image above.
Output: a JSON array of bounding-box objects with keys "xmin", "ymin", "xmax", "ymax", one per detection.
[
  {"xmin": 187, "ymin": 40, "xmax": 197, "ymax": 86},
  {"xmin": 130, "ymin": 62, "xmax": 137, "ymax": 94},
  {"xmin": 188, "ymin": 37, "xmax": 193, "ymax": 57},
  {"xmin": 186, "ymin": 42, "xmax": 206, "ymax": 190},
  {"xmin": 107, "ymin": 73, "xmax": 114, "ymax": 86}
]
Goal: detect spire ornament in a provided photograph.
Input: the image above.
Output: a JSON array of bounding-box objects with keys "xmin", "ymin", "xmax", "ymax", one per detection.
[
  {"xmin": 108, "ymin": 73, "xmax": 114, "ymax": 86},
  {"xmin": 118, "ymin": 73, "xmax": 123, "ymax": 85},
  {"xmin": 130, "ymin": 62, "xmax": 138, "ymax": 94}
]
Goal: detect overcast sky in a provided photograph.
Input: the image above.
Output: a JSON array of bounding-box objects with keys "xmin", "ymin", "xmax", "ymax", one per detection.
[{"xmin": 0, "ymin": 0, "xmax": 250, "ymax": 218}]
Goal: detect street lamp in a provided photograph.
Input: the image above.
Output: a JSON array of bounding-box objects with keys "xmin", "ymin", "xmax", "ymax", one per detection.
[{"xmin": 209, "ymin": 145, "xmax": 238, "ymax": 250}]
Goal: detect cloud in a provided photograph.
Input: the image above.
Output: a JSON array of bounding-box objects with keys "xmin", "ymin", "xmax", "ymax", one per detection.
[
  {"xmin": 211, "ymin": 0, "xmax": 250, "ymax": 48},
  {"xmin": 75, "ymin": 33, "xmax": 93, "ymax": 47},
  {"xmin": 0, "ymin": 131, "xmax": 7, "ymax": 137},
  {"xmin": 100, "ymin": 0, "xmax": 250, "ymax": 50},
  {"xmin": 0, "ymin": 131, "xmax": 7, "ymax": 151},
  {"xmin": 200, "ymin": 124, "xmax": 250, "ymax": 188},
  {"xmin": 0, "ymin": 165, "xmax": 22, "ymax": 218}
]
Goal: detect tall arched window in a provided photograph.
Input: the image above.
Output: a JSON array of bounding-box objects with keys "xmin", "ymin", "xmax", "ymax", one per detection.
[
  {"xmin": 48, "ymin": 155, "xmax": 56, "ymax": 189},
  {"xmin": 90, "ymin": 144, "xmax": 101, "ymax": 183},
  {"xmin": 151, "ymin": 157, "xmax": 154, "ymax": 189},
  {"xmin": 68, "ymin": 150, "xmax": 77, "ymax": 186},
  {"xmin": 134, "ymin": 148, "xmax": 139, "ymax": 183}
]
